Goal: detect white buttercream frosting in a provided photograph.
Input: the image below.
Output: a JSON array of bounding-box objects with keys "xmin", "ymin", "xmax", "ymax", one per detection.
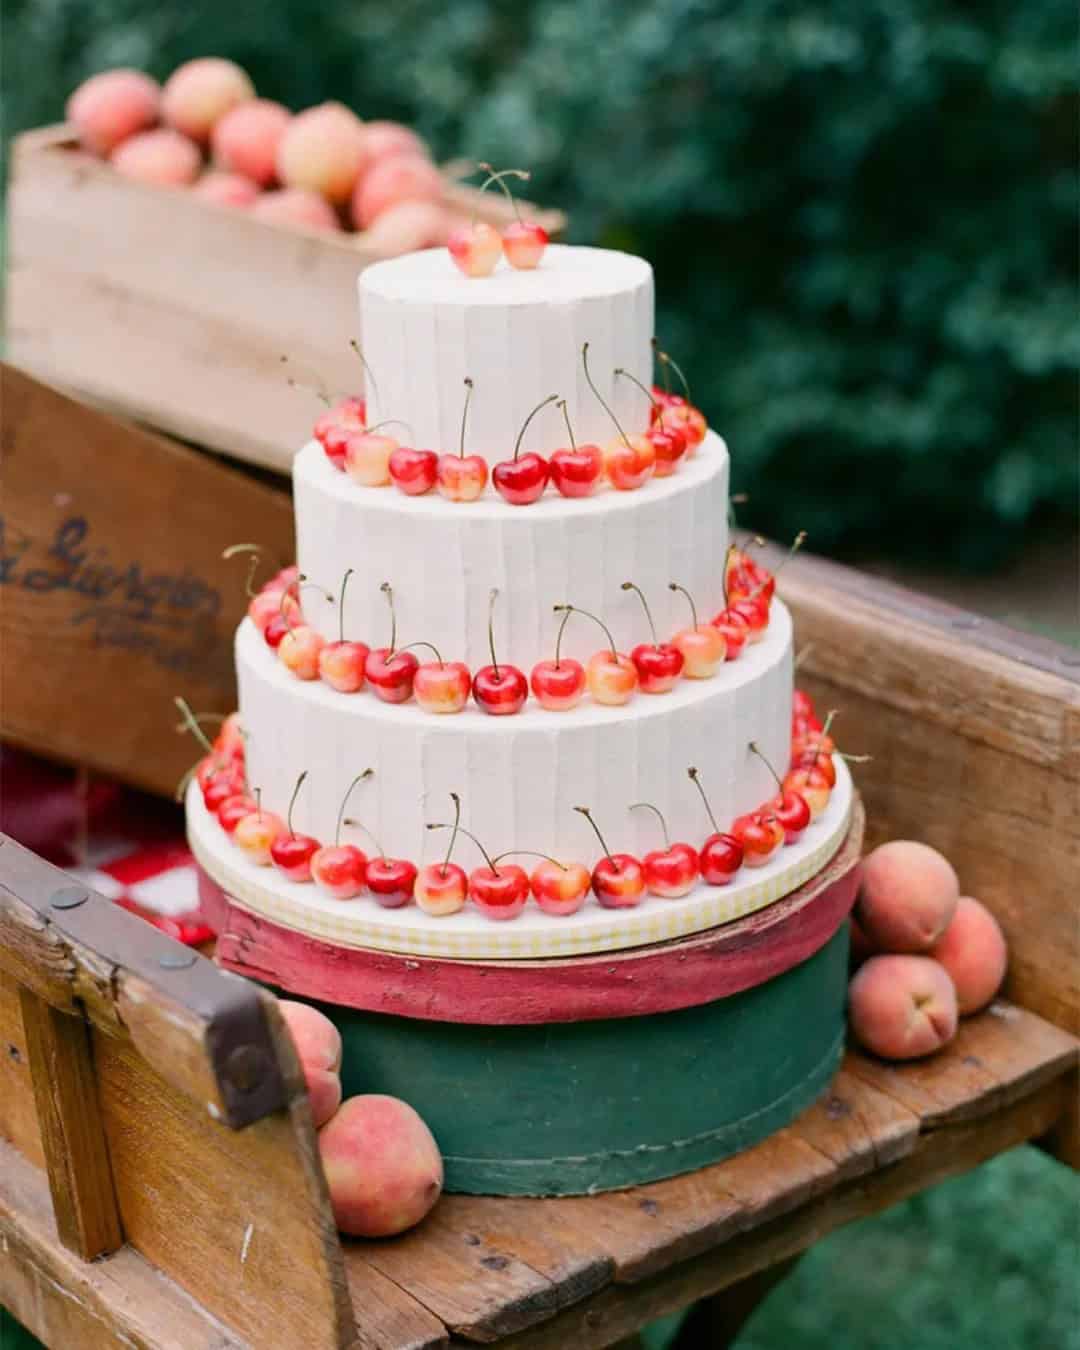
[
  {"xmin": 235, "ymin": 600, "xmax": 793, "ymax": 866},
  {"xmin": 294, "ymin": 433, "xmax": 731, "ymax": 671},
  {"xmin": 358, "ymin": 245, "xmax": 654, "ymax": 458}
]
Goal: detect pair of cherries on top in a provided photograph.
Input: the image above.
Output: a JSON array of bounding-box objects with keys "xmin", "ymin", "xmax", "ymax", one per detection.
[{"xmin": 447, "ymin": 165, "xmax": 549, "ymax": 278}]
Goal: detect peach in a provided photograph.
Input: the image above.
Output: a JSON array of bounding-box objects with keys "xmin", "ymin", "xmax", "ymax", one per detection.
[
  {"xmin": 211, "ymin": 98, "xmax": 291, "ymax": 186},
  {"xmin": 365, "ymin": 200, "xmax": 454, "ymax": 252},
  {"xmin": 855, "ymin": 840, "xmax": 959, "ymax": 953},
  {"xmin": 848, "ymin": 954, "xmax": 958, "ymax": 1060},
  {"xmin": 279, "ymin": 1000, "xmax": 343, "ymax": 1128},
  {"xmin": 110, "ymin": 129, "xmax": 201, "ymax": 187},
  {"xmin": 319, "ymin": 1095, "xmax": 443, "ymax": 1237},
  {"xmin": 66, "ymin": 68, "xmax": 160, "ymax": 155},
  {"xmin": 252, "ymin": 188, "xmax": 341, "ymax": 233},
  {"xmin": 928, "ymin": 896, "xmax": 1008, "ymax": 1015},
  {"xmin": 363, "ymin": 120, "xmax": 428, "ymax": 162},
  {"xmin": 351, "ymin": 154, "xmax": 443, "ymax": 231},
  {"xmin": 276, "ymin": 102, "xmax": 368, "ymax": 204},
  {"xmin": 161, "ymin": 57, "xmax": 255, "ymax": 143},
  {"xmin": 192, "ymin": 169, "xmax": 259, "ymax": 208}
]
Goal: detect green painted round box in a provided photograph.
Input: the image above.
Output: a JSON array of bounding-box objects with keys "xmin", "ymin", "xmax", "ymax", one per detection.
[{"xmin": 317, "ymin": 924, "xmax": 849, "ymax": 1197}]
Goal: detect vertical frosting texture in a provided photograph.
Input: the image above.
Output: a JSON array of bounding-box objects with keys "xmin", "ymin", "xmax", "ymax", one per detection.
[
  {"xmin": 236, "ymin": 601, "xmax": 793, "ymax": 866},
  {"xmin": 359, "ymin": 245, "xmax": 655, "ymax": 458},
  {"xmin": 294, "ymin": 434, "xmax": 730, "ymax": 671}
]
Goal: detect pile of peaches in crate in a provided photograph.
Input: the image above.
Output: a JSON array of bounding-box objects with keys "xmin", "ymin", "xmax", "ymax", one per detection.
[{"xmin": 66, "ymin": 58, "xmax": 465, "ymax": 250}]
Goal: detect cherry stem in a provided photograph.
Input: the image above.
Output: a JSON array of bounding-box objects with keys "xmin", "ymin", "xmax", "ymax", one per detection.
[
  {"xmin": 556, "ymin": 399, "xmax": 577, "ymax": 451},
  {"xmin": 654, "ymin": 344, "xmax": 692, "ymax": 402},
  {"xmin": 668, "ymin": 582, "xmax": 699, "ymax": 629},
  {"xmin": 174, "ymin": 697, "xmax": 215, "ymax": 756},
  {"xmin": 254, "ymin": 787, "xmax": 263, "ymax": 821},
  {"xmin": 687, "ymin": 767, "xmax": 720, "ymax": 835},
  {"xmin": 573, "ymin": 805, "xmax": 617, "ymax": 869},
  {"xmin": 443, "ymin": 793, "xmax": 461, "ymax": 877},
  {"xmin": 173, "ymin": 710, "xmax": 225, "ymax": 733},
  {"xmin": 459, "ymin": 378, "xmax": 473, "ymax": 459},
  {"xmin": 380, "ymin": 582, "xmax": 397, "ymax": 654},
  {"xmin": 399, "ymin": 641, "xmax": 445, "ymax": 666},
  {"xmin": 365, "ymin": 418, "xmax": 413, "ymax": 439},
  {"xmin": 174, "ymin": 761, "xmax": 199, "ymax": 802},
  {"xmin": 748, "ymin": 531, "xmax": 807, "ymax": 601},
  {"xmin": 820, "ymin": 709, "xmax": 838, "ymax": 740},
  {"xmin": 487, "ymin": 588, "xmax": 501, "ymax": 680},
  {"xmin": 336, "ymin": 769, "xmax": 373, "ymax": 847},
  {"xmin": 722, "ymin": 545, "xmax": 733, "ymax": 608},
  {"xmin": 514, "ymin": 394, "xmax": 559, "ymax": 462},
  {"xmin": 794, "ymin": 643, "xmax": 815, "ymax": 671},
  {"xmin": 338, "ymin": 569, "xmax": 353, "ymax": 643},
  {"xmin": 748, "ymin": 741, "xmax": 783, "ymax": 793},
  {"xmin": 621, "ymin": 581, "xmax": 658, "ymax": 647},
  {"xmin": 222, "ymin": 543, "xmax": 264, "ymax": 598},
  {"xmin": 651, "ymin": 337, "xmax": 671, "ymax": 396},
  {"xmin": 554, "ymin": 604, "xmax": 617, "ymax": 660},
  {"xmin": 428, "ymin": 822, "xmax": 498, "ymax": 875},
  {"xmin": 349, "ymin": 339, "xmax": 380, "ymax": 408},
  {"xmin": 286, "ymin": 771, "xmax": 307, "ymax": 838},
  {"xmin": 840, "ymin": 753, "xmax": 873, "ymax": 763},
  {"xmin": 583, "ymin": 342, "xmax": 629, "ymax": 448},
  {"xmin": 492, "ymin": 850, "xmax": 567, "ymax": 870},
  {"xmin": 630, "ymin": 801, "xmax": 670, "ymax": 850},
  {"xmin": 553, "ymin": 604, "xmax": 572, "ymax": 669},
  {"xmin": 281, "ymin": 357, "xmax": 331, "ymax": 408},
  {"xmin": 282, "ymin": 576, "xmax": 333, "ymax": 635},
  {"xmin": 614, "ymin": 367, "xmax": 665, "ymax": 429},
  {"xmin": 478, "ymin": 162, "xmax": 529, "ymax": 225},
  {"xmin": 342, "ymin": 817, "xmax": 386, "ymax": 858}
]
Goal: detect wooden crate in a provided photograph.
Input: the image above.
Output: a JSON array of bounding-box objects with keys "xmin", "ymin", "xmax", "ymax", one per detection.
[
  {"xmin": 0, "ymin": 363, "xmax": 293, "ymax": 797},
  {"xmin": 5, "ymin": 126, "xmax": 566, "ymax": 477}
]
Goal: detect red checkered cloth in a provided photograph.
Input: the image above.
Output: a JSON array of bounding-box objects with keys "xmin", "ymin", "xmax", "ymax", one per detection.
[{"xmin": 1, "ymin": 747, "xmax": 211, "ymax": 946}]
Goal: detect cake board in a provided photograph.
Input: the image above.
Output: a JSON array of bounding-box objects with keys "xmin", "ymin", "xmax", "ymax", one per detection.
[{"xmin": 199, "ymin": 797, "xmax": 863, "ymax": 1196}]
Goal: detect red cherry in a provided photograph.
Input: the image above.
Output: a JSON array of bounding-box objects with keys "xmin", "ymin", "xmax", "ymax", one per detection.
[
  {"xmin": 447, "ymin": 221, "xmax": 501, "ymax": 278},
  {"xmin": 646, "ymin": 423, "xmax": 688, "ymax": 477},
  {"xmin": 529, "ymin": 860, "xmax": 591, "ymax": 915},
  {"xmin": 591, "ymin": 854, "xmax": 646, "ymax": 908},
  {"xmin": 730, "ymin": 593, "xmax": 769, "ymax": 641},
  {"xmin": 365, "ymin": 647, "xmax": 418, "ymax": 702},
  {"xmin": 437, "ymin": 377, "xmax": 489, "ymax": 500},
  {"xmin": 622, "ymin": 581, "xmax": 684, "ymax": 693},
  {"xmin": 769, "ymin": 789, "xmax": 811, "ymax": 844},
  {"xmin": 641, "ymin": 843, "xmax": 699, "ymax": 898},
  {"xmin": 218, "ymin": 793, "xmax": 256, "ymax": 835},
  {"xmin": 794, "ymin": 749, "xmax": 837, "ymax": 787},
  {"xmin": 366, "ymin": 856, "xmax": 418, "ymax": 908},
  {"xmin": 530, "ymin": 658, "xmax": 586, "ymax": 711},
  {"xmin": 196, "ymin": 753, "xmax": 233, "ymax": 792},
  {"xmin": 493, "ymin": 452, "xmax": 550, "ymax": 505},
  {"xmin": 412, "ymin": 651, "xmax": 471, "ymax": 714},
  {"xmin": 502, "ymin": 220, "xmax": 549, "ymax": 270},
  {"xmin": 468, "ymin": 864, "xmax": 529, "ymax": 919},
  {"xmin": 710, "ymin": 607, "xmax": 749, "ymax": 660},
  {"xmin": 203, "ymin": 767, "xmax": 245, "ymax": 812},
  {"xmin": 270, "ymin": 831, "xmax": 320, "ymax": 882},
  {"xmin": 731, "ymin": 811, "xmax": 784, "ymax": 867},
  {"xmin": 414, "ymin": 861, "xmax": 469, "ymax": 915},
  {"xmin": 314, "ymin": 397, "xmax": 366, "ymax": 469},
  {"xmin": 472, "ymin": 665, "xmax": 528, "ymax": 714},
  {"xmin": 699, "ymin": 832, "xmax": 744, "ymax": 885},
  {"xmin": 311, "ymin": 843, "xmax": 367, "ymax": 899},
  {"xmin": 783, "ymin": 766, "xmax": 831, "ymax": 820},
  {"xmin": 319, "ymin": 639, "xmax": 369, "ymax": 693},
  {"xmin": 263, "ymin": 612, "xmax": 289, "ymax": 649},
  {"xmin": 549, "ymin": 443, "xmax": 603, "ymax": 497},
  {"xmin": 389, "ymin": 446, "xmax": 439, "ymax": 496},
  {"xmin": 792, "ymin": 689, "xmax": 816, "ymax": 721},
  {"xmin": 212, "ymin": 712, "xmax": 245, "ymax": 760}
]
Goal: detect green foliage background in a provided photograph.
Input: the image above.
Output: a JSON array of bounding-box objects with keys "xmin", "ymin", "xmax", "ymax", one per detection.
[{"xmin": 2, "ymin": 0, "xmax": 1077, "ymax": 566}]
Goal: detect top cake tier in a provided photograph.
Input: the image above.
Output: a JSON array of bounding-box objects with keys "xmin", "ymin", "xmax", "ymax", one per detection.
[{"xmin": 359, "ymin": 245, "xmax": 654, "ymax": 459}]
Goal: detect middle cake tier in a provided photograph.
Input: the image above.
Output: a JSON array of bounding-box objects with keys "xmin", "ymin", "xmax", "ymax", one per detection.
[
  {"xmin": 236, "ymin": 598, "xmax": 793, "ymax": 865},
  {"xmin": 294, "ymin": 431, "xmax": 731, "ymax": 672}
]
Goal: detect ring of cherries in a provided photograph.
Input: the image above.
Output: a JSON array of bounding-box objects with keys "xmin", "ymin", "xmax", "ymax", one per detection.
[
  {"xmin": 238, "ymin": 535, "xmax": 804, "ymax": 716},
  {"xmin": 182, "ymin": 687, "xmax": 845, "ymax": 922},
  {"xmin": 310, "ymin": 340, "xmax": 707, "ymax": 504}
]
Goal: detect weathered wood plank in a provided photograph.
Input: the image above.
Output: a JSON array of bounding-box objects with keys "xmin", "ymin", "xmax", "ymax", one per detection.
[
  {"xmin": 484, "ymin": 1074, "xmax": 1074, "ymax": 1350},
  {"xmin": 785, "ymin": 1068, "xmax": 919, "ymax": 1179},
  {"xmin": 0, "ymin": 1136, "xmax": 246, "ymax": 1350},
  {"xmin": 92, "ymin": 1001, "xmax": 356, "ymax": 1350},
  {"xmin": 19, "ymin": 987, "xmax": 124, "ymax": 1260},
  {"xmin": 0, "ymin": 973, "xmax": 46, "ymax": 1170},
  {"xmin": 342, "ymin": 1258, "xmax": 449, "ymax": 1350}
]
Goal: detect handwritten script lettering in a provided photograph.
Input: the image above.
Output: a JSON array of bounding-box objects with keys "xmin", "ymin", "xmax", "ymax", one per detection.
[{"xmin": 1, "ymin": 515, "xmax": 223, "ymax": 673}]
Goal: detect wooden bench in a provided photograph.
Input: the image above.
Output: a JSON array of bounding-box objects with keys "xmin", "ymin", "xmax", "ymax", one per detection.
[{"xmin": 2, "ymin": 554, "xmax": 1077, "ymax": 1350}]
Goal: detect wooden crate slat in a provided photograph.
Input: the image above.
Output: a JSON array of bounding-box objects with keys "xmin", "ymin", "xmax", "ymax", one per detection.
[
  {"xmin": 845, "ymin": 1001, "xmax": 1079, "ymax": 1127},
  {"xmin": 0, "ymin": 1136, "xmax": 246, "ymax": 1350},
  {"xmin": 483, "ymin": 1073, "xmax": 1075, "ymax": 1350},
  {"xmin": 0, "ymin": 363, "xmax": 294, "ymax": 797},
  {"xmin": 784, "ymin": 1067, "xmax": 920, "ymax": 1179},
  {"xmin": 0, "ymin": 974, "xmax": 46, "ymax": 1170},
  {"xmin": 18, "ymin": 987, "xmax": 124, "ymax": 1261},
  {"xmin": 343, "ymin": 1258, "xmax": 450, "ymax": 1350},
  {"xmin": 92, "ymin": 1024, "xmax": 356, "ymax": 1350}
]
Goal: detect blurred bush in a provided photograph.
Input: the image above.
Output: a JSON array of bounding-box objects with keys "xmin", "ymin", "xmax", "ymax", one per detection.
[{"xmin": 3, "ymin": 0, "xmax": 1077, "ymax": 567}]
